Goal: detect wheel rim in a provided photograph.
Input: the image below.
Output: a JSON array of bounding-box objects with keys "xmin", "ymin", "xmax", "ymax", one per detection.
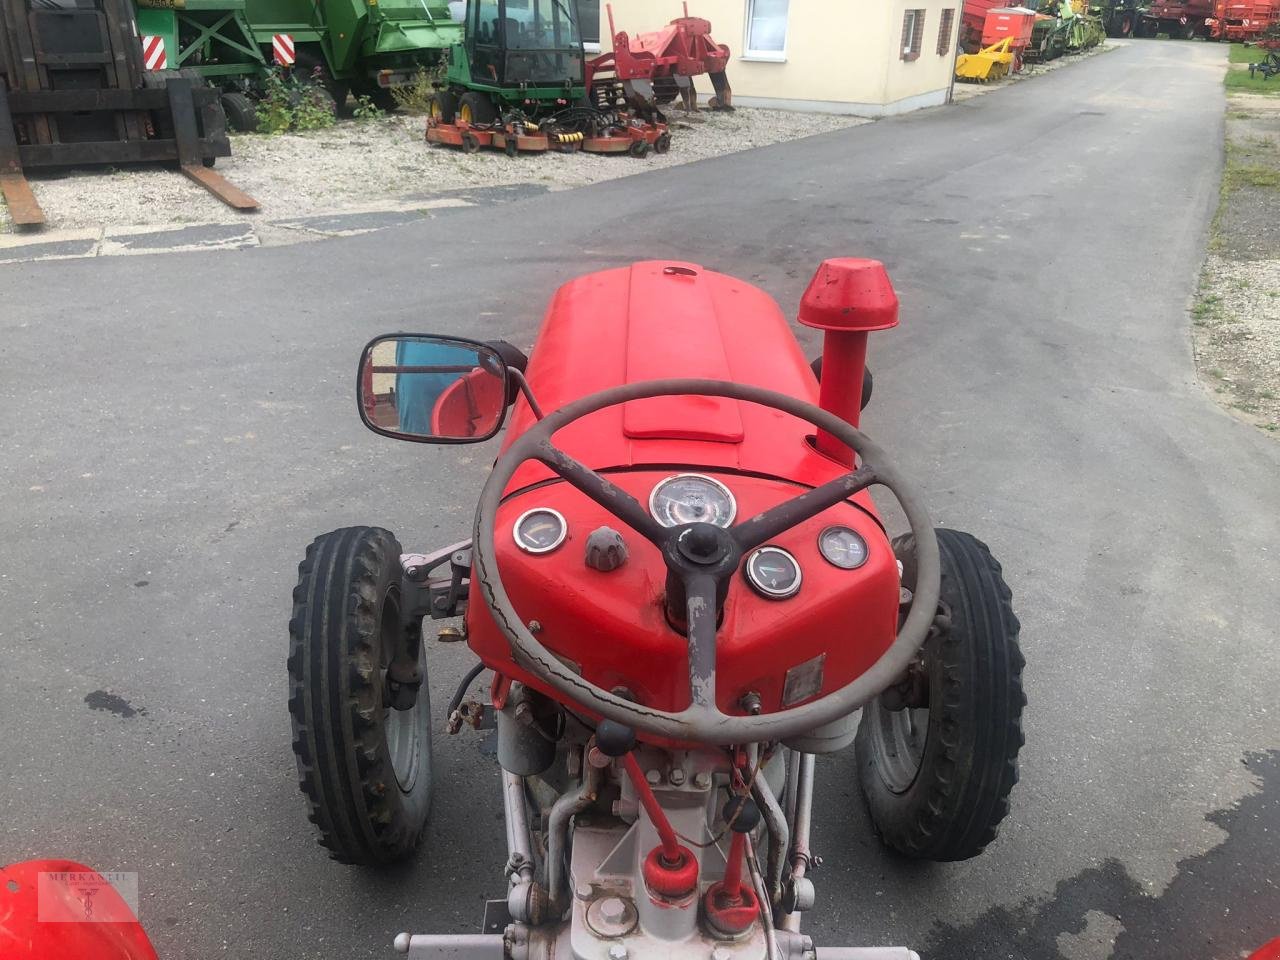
[
  {"xmin": 867, "ymin": 699, "xmax": 928, "ymax": 794},
  {"xmin": 460, "ymin": 103, "xmax": 472, "ymax": 123},
  {"xmin": 379, "ymin": 587, "xmax": 423, "ymax": 793},
  {"xmin": 430, "ymin": 100, "xmax": 441, "ymax": 119}
]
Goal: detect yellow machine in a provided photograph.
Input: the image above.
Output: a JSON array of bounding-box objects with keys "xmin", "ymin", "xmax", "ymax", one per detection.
[{"xmin": 955, "ymin": 36, "xmax": 1016, "ymax": 82}]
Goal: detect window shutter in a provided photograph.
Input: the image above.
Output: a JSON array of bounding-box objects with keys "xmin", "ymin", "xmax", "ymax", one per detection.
[{"xmin": 937, "ymin": 8, "xmax": 955, "ymax": 55}]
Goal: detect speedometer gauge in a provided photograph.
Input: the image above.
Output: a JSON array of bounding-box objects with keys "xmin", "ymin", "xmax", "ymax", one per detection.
[{"xmin": 648, "ymin": 474, "xmax": 737, "ymax": 529}]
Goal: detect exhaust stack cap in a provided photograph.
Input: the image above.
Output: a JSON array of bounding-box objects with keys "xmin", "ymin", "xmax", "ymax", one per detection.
[{"xmin": 798, "ymin": 258, "xmax": 899, "ymax": 333}]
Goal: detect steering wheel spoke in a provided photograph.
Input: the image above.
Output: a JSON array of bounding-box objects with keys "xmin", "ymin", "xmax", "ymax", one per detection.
[
  {"xmin": 683, "ymin": 571, "xmax": 719, "ymax": 711},
  {"xmin": 534, "ymin": 440, "xmax": 666, "ymax": 544},
  {"xmin": 732, "ymin": 465, "xmax": 877, "ymax": 552}
]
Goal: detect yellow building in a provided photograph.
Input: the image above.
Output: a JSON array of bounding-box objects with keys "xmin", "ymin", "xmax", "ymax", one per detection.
[{"xmin": 591, "ymin": 1, "xmax": 961, "ymax": 116}]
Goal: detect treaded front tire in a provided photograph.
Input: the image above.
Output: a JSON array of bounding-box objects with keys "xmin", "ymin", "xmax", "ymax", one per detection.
[
  {"xmin": 855, "ymin": 528, "xmax": 1025, "ymax": 862},
  {"xmin": 288, "ymin": 526, "xmax": 433, "ymax": 865}
]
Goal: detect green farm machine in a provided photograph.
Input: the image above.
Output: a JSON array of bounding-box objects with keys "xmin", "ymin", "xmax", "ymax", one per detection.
[
  {"xmin": 427, "ymin": 0, "xmax": 587, "ymax": 126},
  {"xmin": 132, "ymin": 0, "xmax": 463, "ymax": 128}
]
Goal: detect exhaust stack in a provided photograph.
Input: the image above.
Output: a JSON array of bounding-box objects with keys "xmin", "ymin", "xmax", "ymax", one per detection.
[{"xmin": 799, "ymin": 258, "xmax": 900, "ymax": 466}]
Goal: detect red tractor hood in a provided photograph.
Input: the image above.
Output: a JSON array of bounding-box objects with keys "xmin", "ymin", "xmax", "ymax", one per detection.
[{"xmin": 502, "ymin": 261, "xmax": 836, "ymax": 489}]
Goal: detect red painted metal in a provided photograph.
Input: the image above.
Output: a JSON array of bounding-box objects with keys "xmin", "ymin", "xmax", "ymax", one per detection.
[
  {"xmin": 1250, "ymin": 938, "xmax": 1280, "ymax": 960},
  {"xmin": 798, "ymin": 258, "xmax": 899, "ymax": 464},
  {"xmin": 587, "ymin": 4, "xmax": 732, "ymax": 110},
  {"xmin": 1212, "ymin": 0, "xmax": 1280, "ymax": 40},
  {"xmin": 719, "ymin": 829, "xmax": 747, "ymax": 897},
  {"xmin": 0, "ymin": 859, "xmax": 158, "ymax": 960},
  {"xmin": 962, "ymin": 0, "xmax": 1012, "ymax": 50},
  {"xmin": 463, "ymin": 261, "xmax": 901, "ymax": 744},
  {"xmin": 981, "ymin": 7, "xmax": 1037, "ymax": 50}
]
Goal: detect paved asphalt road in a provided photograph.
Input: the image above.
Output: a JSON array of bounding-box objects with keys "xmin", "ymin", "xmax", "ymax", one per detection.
[{"xmin": 2, "ymin": 39, "xmax": 1277, "ymax": 960}]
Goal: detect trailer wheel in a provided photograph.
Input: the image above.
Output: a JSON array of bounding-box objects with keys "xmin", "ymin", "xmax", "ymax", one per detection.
[
  {"xmin": 855, "ymin": 528, "xmax": 1024, "ymax": 862},
  {"xmin": 458, "ymin": 91, "xmax": 497, "ymax": 125},
  {"xmin": 219, "ymin": 92, "xmax": 258, "ymax": 133},
  {"xmin": 288, "ymin": 526, "xmax": 433, "ymax": 865},
  {"xmin": 429, "ymin": 90, "xmax": 458, "ymax": 123}
]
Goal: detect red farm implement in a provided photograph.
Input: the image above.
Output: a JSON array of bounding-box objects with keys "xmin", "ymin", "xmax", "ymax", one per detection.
[
  {"xmin": 1211, "ymin": 0, "xmax": 1280, "ymax": 40},
  {"xmin": 425, "ymin": 114, "xmax": 670, "ymax": 158},
  {"xmin": 588, "ymin": 2, "xmax": 733, "ymax": 113}
]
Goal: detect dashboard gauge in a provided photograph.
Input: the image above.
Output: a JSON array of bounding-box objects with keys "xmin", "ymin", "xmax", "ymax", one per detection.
[
  {"xmin": 744, "ymin": 546, "xmax": 803, "ymax": 599},
  {"xmin": 649, "ymin": 473, "xmax": 737, "ymax": 529},
  {"xmin": 818, "ymin": 526, "xmax": 869, "ymax": 570},
  {"xmin": 513, "ymin": 508, "xmax": 567, "ymax": 554}
]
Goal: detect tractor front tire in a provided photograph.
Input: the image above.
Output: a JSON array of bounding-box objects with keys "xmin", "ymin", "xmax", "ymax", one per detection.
[
  {"xmin": 429, "ymin": 90, "xmax": 458, "ymax": 123},
  {"xmin": 288, "ymin": 526, "xmax": 433, "ymax": 865},
  {"xmin": 855, "ymin": 528, "xmax": 1024, "ymax": 862},
  {"xmin": 458, "ymin": 91, "xmax": 497, "ymax": 126}
]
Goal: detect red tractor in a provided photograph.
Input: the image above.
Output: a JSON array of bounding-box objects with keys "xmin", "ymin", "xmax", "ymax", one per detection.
[{"xmin": 288, "ymin": 259, "xmax": 1026, "ymax": 959}]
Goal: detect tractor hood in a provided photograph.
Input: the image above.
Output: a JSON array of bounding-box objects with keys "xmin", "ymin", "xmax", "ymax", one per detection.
[{"xmin": 502, "ymin": 261, "xmax": 838, "ymax": 491}]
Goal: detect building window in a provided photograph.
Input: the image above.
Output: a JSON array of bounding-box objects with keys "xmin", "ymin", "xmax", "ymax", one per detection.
[
  {"xmin": 901, "ymin": 8, "xmax": 926, "ymax": 61},
  {"xmin": 576, "ymin": 0, "xmax": 600, "ymax": 49},
  {"xmin": 937, "ymin": 8, "xmax": 955, "ymax": 55},
  {"xmin": 744, "ymin": 0, "xmax": 789, "ymax": 61}
]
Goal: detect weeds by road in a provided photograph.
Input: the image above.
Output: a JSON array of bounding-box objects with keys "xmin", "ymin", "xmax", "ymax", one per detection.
[{"xmin": 1193, "ymin": 47, "xmax": 1280, "ymax": 433}]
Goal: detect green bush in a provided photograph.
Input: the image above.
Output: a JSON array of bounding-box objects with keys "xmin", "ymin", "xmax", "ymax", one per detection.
[{"xmin": 257, "ymin": 69, "xmax": 338, "ymax": 134}]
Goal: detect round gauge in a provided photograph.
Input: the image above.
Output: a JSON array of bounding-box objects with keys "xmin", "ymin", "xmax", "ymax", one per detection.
[
  {"xmin": 818, "ymin": 526, "xmax": 869, "ymax": 570},
  {"xmin": 512, "ymin": 508, "xmax": 567, "ymax": 554},
  {"xmin": 649, "ymin": 473, "xmax": 737, "ymax": 529},
  {"xmin": 744, "ymin": 547, "xmax": 803, "ymax": 599}
]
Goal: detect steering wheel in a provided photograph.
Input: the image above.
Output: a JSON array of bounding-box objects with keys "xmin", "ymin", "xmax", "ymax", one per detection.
[{"xmin": 472, "ymin": 379, "xmax": 940, "ymax": 745}]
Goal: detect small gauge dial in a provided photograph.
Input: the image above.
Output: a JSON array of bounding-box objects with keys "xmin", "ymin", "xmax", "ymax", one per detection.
[
  {"xmin": 744, "ymin": 547, "xmax": 803, "ymax": 599},
  {"xmin": 818, "ymin": 526, "xmax": 869, "ymax": 570},
  {"xmin": 649, "ymin": 474, "xmax": 737, "ymax": 529},
  {"xmin": 513, "ymin": 508, "xmax": 567, "ymax": 554}
]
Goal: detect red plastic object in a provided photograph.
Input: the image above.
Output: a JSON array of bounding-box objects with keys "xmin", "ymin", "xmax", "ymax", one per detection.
[
  {"xmin": 798, "ymin": 258, "xmax": 898, "ymax": 463},
  {"xmin": 641, "ymin": 845, "xmax": 699, "ymax": 898},
  {"xmin": 464, "ymin": 262, "xmax": 901, "ymax": 745},
  {"xmin": 1250, "ymin": 938, "xmax": 1280, "ymax": 960},
  {"xmin": 0, "ymin": 860, "xmax": 158, "ymax": 960},
  {"xmin": 703, "ymin": 874, "xmax": 760, "ymax": 934}
]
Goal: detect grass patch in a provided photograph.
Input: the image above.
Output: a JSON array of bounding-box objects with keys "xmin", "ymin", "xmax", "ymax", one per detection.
[
  {"xmin": 1229, "ymin": 43, "xmax": 1267, "ymax": 64},
  {"xmin": 1226, "ymin": 66, "xmax": 1280, "ymax": 95},
  {"xmin": 1233, "ymin": 163, "xmax": 1280, "ymax": 188}
]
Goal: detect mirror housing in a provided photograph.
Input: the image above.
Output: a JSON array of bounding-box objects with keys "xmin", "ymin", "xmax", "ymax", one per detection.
[{"xmin": 358, "ymin": 334, "xmax": 510, "ymax": 444}]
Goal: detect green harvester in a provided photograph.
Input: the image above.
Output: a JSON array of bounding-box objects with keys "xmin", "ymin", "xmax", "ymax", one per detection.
[{"xmin": 132, "ymin": 0, "xmax": 463, "ymax": 128}]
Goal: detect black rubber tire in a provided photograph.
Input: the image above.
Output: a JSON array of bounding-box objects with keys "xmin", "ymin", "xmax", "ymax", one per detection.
[
  {"xmin": 458, "ymin": 90, "xmax": 497, "ymax": 125},
  {"xmin": 855, "ymin": 528, "xmax": 1025, "ymax": 862},
  {"xmin": 629, "ymin": 139, "xmax": 651, "ymax": 158},
  {"xmin": 653, "ymin": 132, "xmax": 671, "ymax": 154},
  {"xmin": 220, "ymin": 92, "xmax": 258, "ymax": 133},
  {"xmin": 288, "ymin": 526, "xmax": 433, "ymax": 865},
  {"xmin": 429, "ymin": 90, "xmax": 458, "ymax": 123}
]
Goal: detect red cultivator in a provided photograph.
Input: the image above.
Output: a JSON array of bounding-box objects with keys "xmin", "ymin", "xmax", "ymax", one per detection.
[{"xmin": 588, "ymin": 3, "xmax": 734, "ymax": 112}]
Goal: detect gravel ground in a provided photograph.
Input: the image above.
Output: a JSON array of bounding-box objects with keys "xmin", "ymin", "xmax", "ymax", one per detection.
[
  {"xmin": 951, "ymin": 39, "xmax": 1122, "ymax": 102},
  {"xmin": 1193, "ymin": 84, "xmax": 1280, "ymax": 434},
  {"xmin": 0, "ymin": 107, "xmax": 866, "ymax": 234}
]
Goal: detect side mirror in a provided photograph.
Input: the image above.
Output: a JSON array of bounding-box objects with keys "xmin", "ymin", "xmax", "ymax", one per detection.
[{"xmin": 358, "ymin": 334, "xmax": 509, "ymax": 444}]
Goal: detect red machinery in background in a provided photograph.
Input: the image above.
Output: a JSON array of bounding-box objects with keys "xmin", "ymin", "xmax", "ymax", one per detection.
[
  {"xmin": 588, "ymin": 3, "xmax": 733, "ymax": 112},
  {"xmin": 981, "ymin": 6, "xmax": 1037, "ymax": 66},
  {"xmin": 1210, "ymin": 0, "xmax": 1280, "ymax": 40}
]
